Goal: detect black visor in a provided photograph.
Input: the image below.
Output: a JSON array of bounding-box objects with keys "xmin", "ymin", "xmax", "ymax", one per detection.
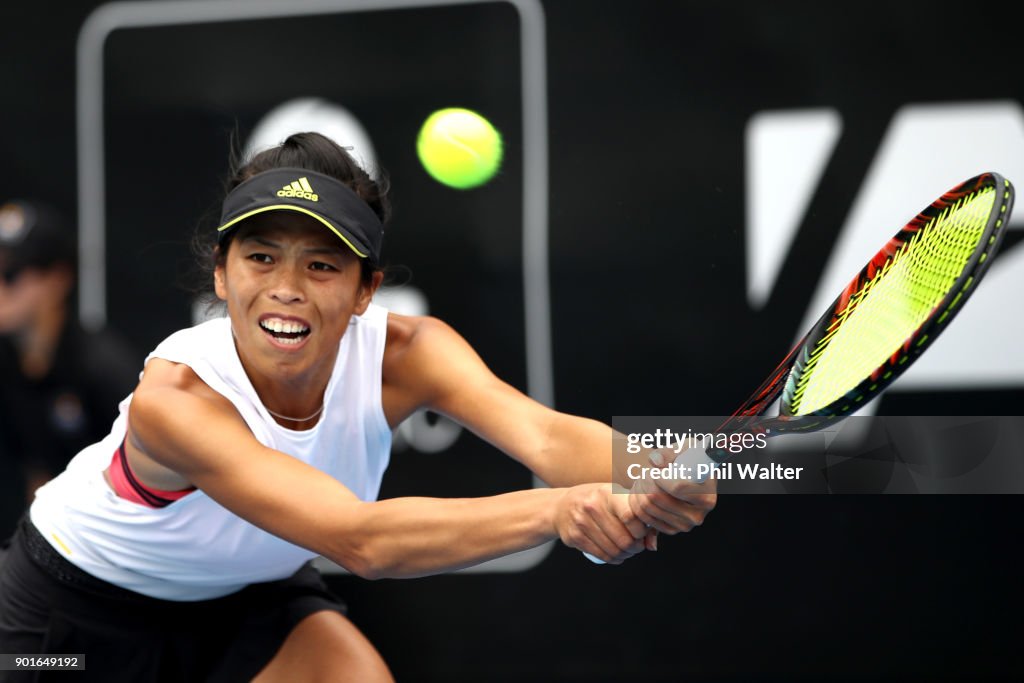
[{"xmin": 215, "ymin": 167, "xmax": 384, "ymax": 264}]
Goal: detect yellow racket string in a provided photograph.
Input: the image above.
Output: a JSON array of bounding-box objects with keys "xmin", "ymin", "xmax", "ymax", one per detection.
[{"xmin": 790, "ymin": 187, "xmax": 995, "ymax": 415}]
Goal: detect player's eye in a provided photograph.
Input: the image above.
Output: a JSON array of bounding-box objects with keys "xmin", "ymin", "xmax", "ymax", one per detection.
[
  {"xmin": 248, "ymin": 253, "xmax": 273, "ymax": 264},
  {"xmin": 309, "ymin": 261, "xmax": 337, "ymax": 272}
]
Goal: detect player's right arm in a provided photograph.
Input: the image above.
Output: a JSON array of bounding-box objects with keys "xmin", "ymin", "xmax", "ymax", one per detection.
[{"xmin": 126, "ymin": 359, "xmax": 647, "ymax": 578}]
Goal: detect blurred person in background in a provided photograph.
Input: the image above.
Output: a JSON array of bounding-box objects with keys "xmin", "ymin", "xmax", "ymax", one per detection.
[{"xmin": 0, "ymin": 200, "xmax": 140, "ymax": 537}]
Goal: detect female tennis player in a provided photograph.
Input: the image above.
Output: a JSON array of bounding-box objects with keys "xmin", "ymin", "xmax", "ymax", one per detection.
[{"xmin": 0, "ymin": 132, "xmax": 716, "ymax": 682}]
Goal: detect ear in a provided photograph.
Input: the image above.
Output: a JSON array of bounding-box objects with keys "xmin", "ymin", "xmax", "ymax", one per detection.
[
  {"xmin": 353, "ymin": 269, "xmax": 384, "ymax": 316},
  {"xmin": 214, "ymin": 258, "xmax": 228, "ymax": 302}
]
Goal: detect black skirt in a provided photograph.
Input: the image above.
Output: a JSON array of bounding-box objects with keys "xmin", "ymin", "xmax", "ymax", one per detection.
[{"xmin": 0, "ymin": 515, "xmax": 346, "ymax": 682}]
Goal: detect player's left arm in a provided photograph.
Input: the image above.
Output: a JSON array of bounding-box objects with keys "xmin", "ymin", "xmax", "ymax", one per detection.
[{"xmin": 382, "ymin": 314, "xmax": 716, "ymax": 534}]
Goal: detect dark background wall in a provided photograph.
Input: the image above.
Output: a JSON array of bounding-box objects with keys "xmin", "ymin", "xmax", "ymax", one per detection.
[{"xmin": 2, "ymin": 1, "xmax": 1022, "ymax": 681}]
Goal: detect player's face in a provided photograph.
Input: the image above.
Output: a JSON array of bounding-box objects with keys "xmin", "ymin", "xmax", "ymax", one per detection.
[{"xmin": 214, "ymin": 213, "xmax": 378, "ymax": 387}]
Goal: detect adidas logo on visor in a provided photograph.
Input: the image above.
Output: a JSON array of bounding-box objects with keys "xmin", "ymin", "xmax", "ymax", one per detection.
[{"xmin": 277, "ymin": 177, "xmax": 319, "ymax": 201}]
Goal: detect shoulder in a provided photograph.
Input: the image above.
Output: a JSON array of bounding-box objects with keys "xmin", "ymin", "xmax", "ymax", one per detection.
[
  {"xmin": 135, "ymin": 357, "xmax": 231, "ymax": 409},
  {"xmin": 127, "ymin": 357, "xmax": 256, "ymax": 483},
  {"xmin": 128, "ymin": 358, "xmax": 240, "ymax": 454},
  {"xmin": 384, "ymin": 311, "xmax": 446, "ymax": 346},
  {"xmin": 140, "ymin": 356, "xmax": 202, "ymax": 388},
  {"xmin": 380, "ymin": 313, "xmax": 477, "ymax": 417},
  {"xmin": 383, "ymin": 313, "xmax": 463, "ymax": 371},
  {"xmin": 381, "ymin": 312, "xmax": 496, "ymax": 406}
]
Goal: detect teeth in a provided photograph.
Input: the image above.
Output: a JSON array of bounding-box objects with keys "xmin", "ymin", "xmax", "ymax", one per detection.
[{"xmin": 261, "ymin": 318, "xmax": 309, "ymax": 335}]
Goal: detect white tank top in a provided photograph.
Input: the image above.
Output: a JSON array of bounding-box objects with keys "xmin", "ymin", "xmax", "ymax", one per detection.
[{"xmin": 30, "ymin": 304, "xmax": 392, "ymax": 601}]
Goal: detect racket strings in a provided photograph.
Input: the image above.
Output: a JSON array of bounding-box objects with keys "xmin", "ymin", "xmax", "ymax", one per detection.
[{"xmin": 790, "ymin": 187, "xmax": 996, "ymax": 415}]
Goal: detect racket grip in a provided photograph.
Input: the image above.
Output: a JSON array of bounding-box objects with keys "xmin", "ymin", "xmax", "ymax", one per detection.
[{"xmin": 582, "ymin": 447, "xmax": 715, "ymax": 566}]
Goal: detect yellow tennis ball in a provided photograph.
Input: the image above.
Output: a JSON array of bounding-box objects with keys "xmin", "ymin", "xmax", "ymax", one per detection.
[{"xmin": 417, "ymin": 108, "xmax": 503, "ymax": 189}]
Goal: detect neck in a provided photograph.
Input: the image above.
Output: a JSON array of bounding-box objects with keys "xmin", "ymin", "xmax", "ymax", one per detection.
[
  {"xmin": 265, "ymin": 402, "xmax": 325, "ymax": 425},
  {"xmin": 261, "ymin": 386, "xmax": 327, "ymax": 428},
  {"xmin": 229, "ymin": 325, "xmax": 338, "ymax": 430},
  {"xmin": 251, "ymin": 374, "xmax": 328, "ymax": 429}
]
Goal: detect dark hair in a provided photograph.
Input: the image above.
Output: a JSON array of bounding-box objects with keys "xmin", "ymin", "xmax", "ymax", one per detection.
[{"xmin": 190, "ymin": 132, "xmax": 391, "ymax": 301}]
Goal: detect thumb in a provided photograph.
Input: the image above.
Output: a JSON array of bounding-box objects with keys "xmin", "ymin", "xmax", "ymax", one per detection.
[{"xmin": 644, "ymin": 527, "xmax": 659, "ymax": 552}]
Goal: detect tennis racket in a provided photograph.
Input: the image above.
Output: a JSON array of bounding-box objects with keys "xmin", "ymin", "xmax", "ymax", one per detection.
[{"xmin": 586, "ymin": 171, "xmax": 1014, "ymax": 564}]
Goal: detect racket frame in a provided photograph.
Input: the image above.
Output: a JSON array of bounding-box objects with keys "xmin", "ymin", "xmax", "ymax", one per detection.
[{"xmin": 710, "ymin": 172, "xmax": 1014, "ymax": 457}]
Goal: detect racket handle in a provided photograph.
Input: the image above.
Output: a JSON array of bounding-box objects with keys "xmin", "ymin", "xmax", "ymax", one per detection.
[{"xmin": 582, "ymin": 447, "xmax": 715, "ymax": 566}]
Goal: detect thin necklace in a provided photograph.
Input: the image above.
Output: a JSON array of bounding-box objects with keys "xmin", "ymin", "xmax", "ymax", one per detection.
[{"xmin": 266, "ymin": 404, "xmax": 324, "ymax": 422}]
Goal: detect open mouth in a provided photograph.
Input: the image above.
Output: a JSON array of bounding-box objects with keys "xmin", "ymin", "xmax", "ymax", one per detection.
[{"xmin": 259, "ymin": 317, "xmax": 311, "ymax": 346}]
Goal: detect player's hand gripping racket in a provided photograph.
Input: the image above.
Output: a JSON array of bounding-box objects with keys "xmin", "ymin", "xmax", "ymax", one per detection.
[{"xmin": 585, "ymin": 171, "xmax": 1014, "ymax": 564}]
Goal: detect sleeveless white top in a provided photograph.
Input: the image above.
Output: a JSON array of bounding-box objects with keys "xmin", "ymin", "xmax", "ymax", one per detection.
[{"xmin": 30, "ymin": 304, "xmax": 392, "ymax": 600}]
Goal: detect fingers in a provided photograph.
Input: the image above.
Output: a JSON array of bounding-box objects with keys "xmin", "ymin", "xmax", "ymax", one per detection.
[
  {"xmin": 578, "ymin": 524, "xmax": 643, "ymax": 564},
  {"xmin": 608, "ymin": 487, "xmax": 650, "ymax": 540},
  {"xmin": 627, "ymin": 474, "xmax": 717, "ymax": 536},
  {"xmin": 628, "ymin": 490, "xmax": 701, "ymax": 534},
  {"xmin": 558, "ymin": 485, "xmax": 646, "ymax": 564},
  {"xmin": 559, "ymin": 468, "xmax": 718, "ymax": 563},
  {"xmin": 644, "ymin": 527, "xmax": 659, "ymax": 552},
  {"xmin": 653, "ymin": 475, "xmax": 719, "ymax": 508},
  {"xmin": 649, "ymin": 449, "xmax": 720, "ymax": 498}
]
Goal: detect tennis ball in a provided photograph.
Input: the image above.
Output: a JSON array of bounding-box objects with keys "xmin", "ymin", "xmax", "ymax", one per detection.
[{"xmin": 417, "ymin": 108, "xmax": 503, "ymax": 189}]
